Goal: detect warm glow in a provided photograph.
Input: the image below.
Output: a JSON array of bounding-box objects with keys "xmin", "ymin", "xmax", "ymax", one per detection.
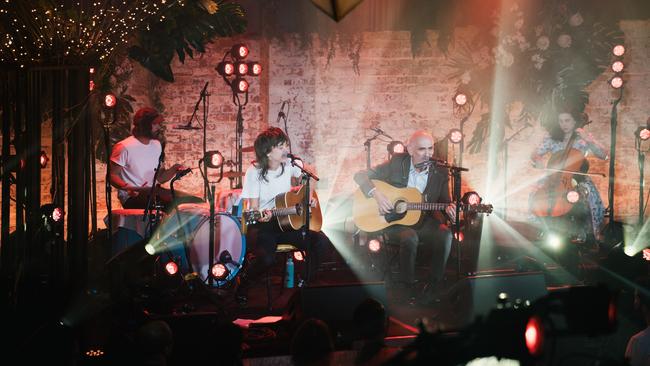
[
  {"xmin": 293, "ymin": 251, "xmax": 305, "ymax": 262},
  {"xmin": 104, "ymin": 93, "xmax": 117, "ymax": 108},
  {"xmin": 52, "ymin": 207, "xmax": 64, "ymax": 222},
  {"xmin": 610, "ymin": 76, "xmax": 623, "ymax": 89},
  {"xmin": 164, "ymin": 261, "xmax": 178, "ymax": 275},
  {"xmin": 232, "ymin": 78, "xmax": 249, "ymax": 93},
  {"xmin": 566, "ymin": 190, "xmax": 580, "ymax": 204},
  {"xmin": 368, "ymin": 239, "xmax": 381, "ymax": 252},
  {"xmin": 449, "ymin": 128, "xmax": 464, "ymax": 144},
  {"xmin": 235, "ymin": 61, "xmax": 248, "ymax": 76},
  {"xmin": 454, "ymin": 92, "xmax": 468, "ymax": 106},
  {"xmin": 211, "ymin": 263, "xmax": 228, "ymax": 279},
  {"xmin": 525, "ymin": 316, "xmax": 544, "ymax": 356},
  {"xmin": 639, "ymin": 128, "xmax": 650, "ymax": 141},
  {"xmin": 231, "ymin": 43, "xmax": 249, "ymax": 59},
  {"xmin": 611, "ymin": 60, "xmax": 624, "ymax": 73},
  {"xmin": 249, "ymin": 62, "xmax": 262, "ymax": 76},
  {"xmin": 612, "ymin": 44, "xmax": 625, "ymax": 57},
  {"xmin": 40, "ymin": 150, "xmax": 49, "ymax": 168}
]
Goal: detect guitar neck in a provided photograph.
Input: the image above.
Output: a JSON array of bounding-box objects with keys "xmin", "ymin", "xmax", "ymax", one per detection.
[
  {"xmin": 406, "ymin": 202, "xmax": 450, "ymax": 211},
  {"xmin": 269, "ymin": 205, "xmax": 299, "ymax": 217}
]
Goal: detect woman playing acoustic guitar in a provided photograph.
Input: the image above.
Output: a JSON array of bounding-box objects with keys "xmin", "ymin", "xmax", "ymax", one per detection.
[{"xmin": 529, "ymin": 108, "xmax": 608, "ymax": 242}]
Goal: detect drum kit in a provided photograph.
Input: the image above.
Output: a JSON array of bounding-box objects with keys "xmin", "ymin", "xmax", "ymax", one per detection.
[{"xmin": 109, "ymin": 145, "xmax": 256, "ymax": 290}]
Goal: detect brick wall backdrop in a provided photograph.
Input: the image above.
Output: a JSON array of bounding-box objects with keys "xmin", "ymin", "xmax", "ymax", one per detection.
[{"xmin": 3, "ymin": 21, "xmax": 649, "ymax": 232}]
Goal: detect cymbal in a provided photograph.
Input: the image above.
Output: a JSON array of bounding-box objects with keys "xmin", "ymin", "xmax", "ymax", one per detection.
[
  {"xmin": 240, "ymin": 146, "xmax": 254, "ymax": 153},
  {"xmin": 222, "ymin": 171, "xmax": 245, "ymax": 178}
]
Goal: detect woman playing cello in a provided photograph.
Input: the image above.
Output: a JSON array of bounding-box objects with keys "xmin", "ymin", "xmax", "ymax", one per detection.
[{"xmin": 529, "ymin": 108, "xmax": 608, "ymax": 242}]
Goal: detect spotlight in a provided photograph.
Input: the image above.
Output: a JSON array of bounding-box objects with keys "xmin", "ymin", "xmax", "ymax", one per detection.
[
  {"xmin": 204, "ymin": 150, "xmax": 224, "ymax": 169},
  {"xmin": 103, "ymin": 93, "xmax": 116, "ymax": 108},
  {"xmin": 611, "ymin": 60, "xmax": 625, "ymax": 73},
  {"xmin": 41, "ymin": 204, "xmax": 64, "ymax": 226},
  {"xmin": 52, "ymin": 207, "xmax": 64, "ymax": 222},
  {"xmin": 216, "ymin": 61, "xmax": 235, "ymax": 77},
  {"xmin": 610, "ymin": 76, "xmax": 623, "ymax": 89},
  {"xmin": 525, "ymin": 315, "xmax": 545, "ymax": 357},
  {"xmin": 546, "ymin": 233, "xmax": 563, "ymax": 250},
  {"xmin": 643, "ymin": 248, "xmax": 650, "ymax": 261},
  {"xmin": 454, "ymin": 92, "xmax": 468, "ymax": 106},
  {"xmin": 293, "ymin": 251, "xmax": 305, "ymax": 262},
  {"xmin": 89, "ymin": 67, "xmax": 95, "ymax": 74},
  {"xmin": 144, "ymin": 243, "xmax": 156, "ymax": 255},
  {"xmin": 454, "ymin": 231, "xmax": 465, "ymax": 242},
  {"xmin": 234, "ymin": 61, "xmax": 248, "ymax": 76},
  {"xmin": 612, "ymin": 44, "xmax": 625, "ymax": 57},
  {"xmin": 448, "ymin": 128, "xmax": 464, "ymax": 144},
  {"xmin": 565, "ymin": 190, "xmax": 580, "ymax": 204},
  {"xmin": 211, "ymin": 263, "xmax": 229, "ymax": 280},
  {"xmin": 247, "ymin": 61, "xmax": 262, "ymax": 76},
  {"xmin": 231, "ymin": 78, "xmax": 249, "ymax": 93},
  {"xmin": 230, "ymin": 43, "xmax": 249, "ymax": 59},
  {"xmin": 462, "ymin": 191, "xmax": 482, "ymax": 205},
  {"xmin": 40, "ymin": 150, "xmax": 49, "ymax": 168},
  {"xmin": 368, "ymin": 238, "xmax": 381, "ymax": 253},
  {"xmin": 164, "ymin": 261, "xmax": 178, "ymax": 276},
  {"xmin": 387, "ymin": 141, "xmax": 405, "ymax": 155},
  {"xmin": 637, "ymin": 127, "xmax": 650, "ymax": 141}
]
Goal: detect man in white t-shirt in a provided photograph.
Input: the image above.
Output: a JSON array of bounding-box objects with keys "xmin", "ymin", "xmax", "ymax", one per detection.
[
  {"xmin": 625, "ymin": 276, "xmax": 650, "ymax": 366},
  {"xmin": 109, "ymin": 107, "xmax": 202, "ymax": 211},
  {"xmin": 236, "ymin": 127, "xmax": 332, "ymax": 305}
]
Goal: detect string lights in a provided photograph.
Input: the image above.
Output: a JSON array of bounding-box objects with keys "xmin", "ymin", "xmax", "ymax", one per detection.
[{"xmin": 0, "ymin": 0, "xmax": 181, "ymax": 66}]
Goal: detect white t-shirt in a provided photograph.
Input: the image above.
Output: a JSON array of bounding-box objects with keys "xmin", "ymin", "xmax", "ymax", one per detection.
[
  {"xmin": 626, "ymin": 327, "xmax": 650, "ymax": 366},
  {"xmin": 240, "ymin": 160, "xmax": 302, "ymax": 210},
  {"xmin": 110, "ymin": 136, "xmax": 163, "ymax": 205}
]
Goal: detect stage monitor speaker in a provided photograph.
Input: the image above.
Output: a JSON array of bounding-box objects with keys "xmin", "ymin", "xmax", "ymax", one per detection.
[
  {"xmin": 286, "ymin": 282, "xmax": 387, "ymax": 343},
  {"xmin": 445, "ymin": 272, "xmax": 548, "ymax": 328}
]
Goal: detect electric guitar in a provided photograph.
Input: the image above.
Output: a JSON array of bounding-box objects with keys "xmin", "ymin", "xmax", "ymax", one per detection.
[
  {"xmin": 240, "ymin": 185, "xmax": 322, "ymax": 233},
  {"xmin": 353, "ymin": 180, "xmax": 493, "ymax": 232}
]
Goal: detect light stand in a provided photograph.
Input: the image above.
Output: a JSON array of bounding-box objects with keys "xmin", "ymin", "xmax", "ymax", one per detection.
[
  {"xmin": 233, "ymin": 93, "xmax": 247, "ymax": 189},
  {"xmin": 502, "ymin": 124, "xmax": 531, "ymax": 221},
  {"xmin": 606, "ymin": 87, "xmax": 623, "ymax": 226},
  {"xmin": 288, "ymin": 156, "xmax": 320, "ymax": 283},
  {"xmin": 635, "ymin": 130, "xmax": 648, "ymax": 226},
  {"xmin": 199, "ymin": 154, "xmax": 224, "ymax": 287}
]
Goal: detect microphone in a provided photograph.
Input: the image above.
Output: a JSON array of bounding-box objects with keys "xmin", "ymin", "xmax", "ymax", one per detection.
[
  {"xmin": 175, "ymin": 168, "xmax": 192, "ymax": 179},
  {"xmin": 276, "ymin": 101, "xmax": 288, "ymax": 123},
  {"xmin": 286, "ymin": 153, "xmax": 300, "ymax": 161},
  {"xmin": 370, "ymin": 127, "xmax": 393, "ymax": 139}
]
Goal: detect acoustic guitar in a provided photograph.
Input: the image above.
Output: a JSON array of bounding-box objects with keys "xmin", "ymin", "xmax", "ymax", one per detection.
[
  {"xmin": 240, "ymin": 185, "xmax": 322, "ymax": 233},
  {"xmin": 353, "ymin": 180, "xmax": 493, "ymax": 232}
]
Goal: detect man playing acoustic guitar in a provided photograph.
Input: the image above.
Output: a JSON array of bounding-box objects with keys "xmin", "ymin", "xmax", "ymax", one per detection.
[
  {"xmin": 236, "ymin": 127, "xmax": 332, "ymax": 306},
  {"xmin": 354, "ymin": 130, "xmax": 455, "ymax": 305}
]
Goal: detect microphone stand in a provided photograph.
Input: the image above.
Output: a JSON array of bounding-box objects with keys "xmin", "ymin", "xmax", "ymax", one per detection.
[
  {"xmin": 142, "ymin": 149, "xmax": 165, "ymax": 240},
  {"xmin": 502, "ymin": 124, "xmax": 530, "ymax": 221},
  {"xmin": 289, "ymin": 156, "xmax": 320, "ymax": 283},
  {"xmin": 363, "ymin": 131, "xmax": 382, "ymax": 170},
  {"xmin": 231, "ymin": 92, "xmax": 247, "ymax": 189},
  {"xmin": 445, "ymin": 162, "xmax": 469, "ymax": 280}
]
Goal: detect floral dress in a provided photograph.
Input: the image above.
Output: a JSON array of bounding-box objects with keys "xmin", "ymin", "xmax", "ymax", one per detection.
[{"xmin": 529, "ymin": 134, "xmax": 608, "ymax": 239}]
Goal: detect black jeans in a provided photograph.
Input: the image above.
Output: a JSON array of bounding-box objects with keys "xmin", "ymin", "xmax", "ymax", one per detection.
[
  {"xmin": 383, "ymin": 216, "xmax": 452, "ymax": 285},
  {"xmin": 243, "ymin": 221, "xmax": 331, "ymax": 285}
]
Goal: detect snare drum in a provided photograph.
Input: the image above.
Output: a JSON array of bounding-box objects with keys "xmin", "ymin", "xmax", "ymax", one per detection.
[{"xmin": 161, "ymin": 203, "xmax": 246, "ymax": 287}]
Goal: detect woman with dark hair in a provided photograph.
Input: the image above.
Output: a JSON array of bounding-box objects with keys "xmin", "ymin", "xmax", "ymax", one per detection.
[
  {"xmin": 529, "ymin": 108, "xmax": 608, "ymax": 241},
  {"xmin": 237, "ymin": 127, "xmax": 332, "ymax": 305}
]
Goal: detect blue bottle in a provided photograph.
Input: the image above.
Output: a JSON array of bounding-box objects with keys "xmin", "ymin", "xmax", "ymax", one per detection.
[{"xmin": 285, "ymin": 257, "xmax": 294, "ymax": 288}]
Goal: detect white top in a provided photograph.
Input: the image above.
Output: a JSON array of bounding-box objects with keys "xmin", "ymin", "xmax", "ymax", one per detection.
[
  {"xmin": 240, "ymin": 160, "xmax": 302, "ymax": 210},
  {"xmin": 110, "ymin": 135, "xmax": 162, "ymax": 205},
  {"xmin": 626, "ymin": 327, "xmax": 650, "ymax": 366},
  {"xmin": 407, "ymin": 159, "xmax": 429, "ymax": 193}
]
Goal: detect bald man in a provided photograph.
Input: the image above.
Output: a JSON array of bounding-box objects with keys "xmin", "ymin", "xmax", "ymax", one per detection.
[{"xmin": 354, "ymin": 130, "xmax": 454, "ymax": 305}]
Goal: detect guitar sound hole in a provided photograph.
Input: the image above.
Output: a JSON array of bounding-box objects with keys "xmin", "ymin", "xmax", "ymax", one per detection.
[{"xmin": 394, "ymin": 200, "xmax": 407, "ymax": 214}]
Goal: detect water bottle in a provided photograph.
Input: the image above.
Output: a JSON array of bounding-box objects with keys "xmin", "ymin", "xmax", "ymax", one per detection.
[{"xmin": 285, "ymin": 257, "xmax": 294, "ymax": 288}]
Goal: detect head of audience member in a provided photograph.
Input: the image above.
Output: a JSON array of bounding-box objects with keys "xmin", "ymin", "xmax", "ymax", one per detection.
[
  {"xmin": 290, "ymin": 318, "xmax": 334, "ymax": 366},
  {"xmin": 135, "ymin": 320, "xmax": 173, "ymax": 364},
  {"xmin": 353, "ymin": 298, "xmax": 388, "ymax": 341}
]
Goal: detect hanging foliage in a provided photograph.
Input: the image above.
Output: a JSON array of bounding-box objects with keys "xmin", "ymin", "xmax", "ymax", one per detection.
[{"xmin": 442, "ymin": 0, "xmax": 624, "ymax": 153}]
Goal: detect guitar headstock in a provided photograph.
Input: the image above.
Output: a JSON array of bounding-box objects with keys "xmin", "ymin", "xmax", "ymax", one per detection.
[
  {"xmin": 243, "ymin": 210, "xmax": 262, "ymax": 225},
  {"xmin": 466, "ymin": 203, "xmax": 494, "ymax": 215}
]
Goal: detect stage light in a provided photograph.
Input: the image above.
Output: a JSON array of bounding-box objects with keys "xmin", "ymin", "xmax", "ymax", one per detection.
[
  {"xmin": 525, "ymin": 315, "xmax": 545, "ymax": 357},
  {"xmin": 216, "ymin": 61, "xmax": 235, "ymax": 77},
  {"xmin": 88, "ymin": 80, "xmax": 95, "ymax": 91},
  {"xmin": 546, "ymin": 233, "xmax": 563, "ymax": 250},
  {"xmin": 211, "ymin": 263, "xmax": 229, "ymax": 280},
  {"xmin": 566, "ymin": 190, "xmax": 580, "ymax": 204},
  {"xmin": 462, "ymin": 191, "xmax": 482, "ymax": 205},
  {"xmin": 611, "ymin": 60, "xmax": 624, "ymax": 73},
  {"xmin": 103, "ymin": 93, "xmax": 116, "ymax": 108},
  {"xmin": 144, "ymin": 243, "xmax": 156, "ymax": 255},
  {"xmin": 293, "ymin": 251, "xmax": 305, "ymax": 262},
  {"xmin": 232, "ymin": 78, "xmax": 249, "ymax": 93},
  {"xmin": 164, "ymin": 261, "xmax": 178, "ymax": 276},
  {"xmin": 643, "ymin": 248, "xmax": 650, "ymax": 261},
  {"xmin": 89, "ymin": 67, "xmax": 95, "ymax": 74},
  {"xmin": 454, "ymin": 231, "xmax": 465, "ymax": 242},
  {"xmin": 248, "ymin": 61, "xmax": 262, "ymax": 76},
  {"xmin": 204, "ymin": 150, "xmax": 224, "ymax": 169},
  {"xmin": 52, "ymin": 207, "xmax": 64, "ymax": 222},
  {"xmin": 612, "ymin": 44, "xmax": 625, "ymax": 57},
  {"xmin": 40, "ymin": 150, "xmax": 49, "ymax": 168},
  {"xmin": 454, "ymin": 92, "xmax": 468, "ymax": 106},
  {"xmin": 638, "ymin": 127, "xmax": 650, "ymax": 141},
  {"xmin": 231, "ymin": 43, "xmax": 249, "ymax": 59},
  {"xmin": 387, "ymin": 141, "xmax": 405, "ymax": 155},
  {"xmin": 448, "ymin": 128, "xmax": 464, "ymax": 144},
  {"xmin": 610, "ymin": 76, "xmax": 623, "ymax": 89},
  {"xmin": 234, "ymin": 61, "xmax": 248, "ymax": 76},
  {"xmin": 368, "ymin": 238, "xmax": 381, "ymax": 253}
]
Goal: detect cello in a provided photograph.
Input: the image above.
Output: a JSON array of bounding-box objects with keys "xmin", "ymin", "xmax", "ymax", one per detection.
[{"xmin": 530, "ymin": 131, "xmax": 590, "ymax": 217}]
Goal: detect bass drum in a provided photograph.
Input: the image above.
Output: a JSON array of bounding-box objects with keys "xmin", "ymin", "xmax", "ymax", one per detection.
[{"xmin": 162, "ymin": 203, "xmax": 246, "ymax": 287}]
